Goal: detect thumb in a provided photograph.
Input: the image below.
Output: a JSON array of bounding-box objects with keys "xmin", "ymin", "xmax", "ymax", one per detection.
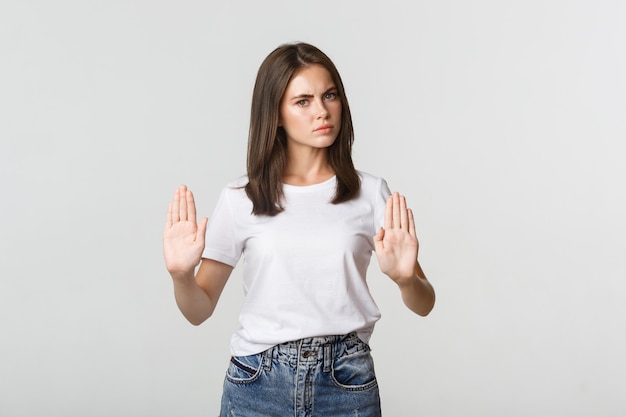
[
  {"xmin": 373, "ymin": 227, "xmax": 385, "ymax": 252},
  {"xmin": 197, "ymin": 217, "xmax": 209, "ymax": 243}
]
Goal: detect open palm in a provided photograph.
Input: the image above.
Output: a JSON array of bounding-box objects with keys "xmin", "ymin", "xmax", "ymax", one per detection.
[
  {"xmin": 163, "ymin": 185, "xmax": 208, "ymax": 275},
  {"xmin": 374, "ymin": 192, "xmax": 419, "ymax": 284}
]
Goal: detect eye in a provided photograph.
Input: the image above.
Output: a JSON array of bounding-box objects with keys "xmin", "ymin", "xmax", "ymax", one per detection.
[
  {"xmin": 324, "ymin": 92, "xmax": 337, "ymax": 101},
  {"xmin": 296, "ymin": 99, "xmax": 309, "ymax": 107}
]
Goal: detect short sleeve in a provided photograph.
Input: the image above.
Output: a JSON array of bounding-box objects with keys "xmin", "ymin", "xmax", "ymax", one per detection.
[{"xmin": 201, "ymin": 186, "xmax": 243, "ymax": 267}]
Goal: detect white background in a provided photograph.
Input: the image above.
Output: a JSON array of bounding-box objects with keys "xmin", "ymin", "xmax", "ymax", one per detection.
[{"xmin": 1, "ymin": 1, "xmax": 625, "ymax": 416}]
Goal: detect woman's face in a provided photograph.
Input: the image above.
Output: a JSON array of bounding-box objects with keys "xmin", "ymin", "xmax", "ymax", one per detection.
[{"xmin": 279, "ymin": 64, "xmax": 342, "ymax": 152}]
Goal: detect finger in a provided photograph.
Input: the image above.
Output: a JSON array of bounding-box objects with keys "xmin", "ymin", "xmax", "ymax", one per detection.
[
  {"xmin": 399, "ymin": 195, "xmax": 409, "ymax": 231},
  {"xmin": 392, "ymin": 192, "xmax": 401, "ymax": 228},
  {"xmin": 384, "ymin": 195, "xmax": 393, "ymax": 230},
  {"xmin": 197, "ymin": 217, "xmax": 208, "ymax": 244},
  {"xmin": 179, "ymin": 185, "xmax": 188, "ymax": 221},
  {"xmin": 408, "ymin": 208, "xmax": 417, "ymax": 238},
  {"xmin": 187, "ymin": 188, "xmax": 197, "ymax": 224},
  {"xmin": 373, "ymin": 226, "xmax": 384, "ymax": 242},
  {"xmin": 373, "ymin": 227, "xmax": 385, "ymax": 252},
  {"xmin": 171, "ymin": 188, "xmax": 181, "ymax": 222}
]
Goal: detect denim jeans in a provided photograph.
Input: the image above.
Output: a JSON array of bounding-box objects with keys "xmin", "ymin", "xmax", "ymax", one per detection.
[{"xmin": 220, "ymin": 332, "xmax": 381, "ymax": 417}]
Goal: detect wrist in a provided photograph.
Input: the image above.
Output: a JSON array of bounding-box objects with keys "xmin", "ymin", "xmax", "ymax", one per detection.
[
  {"xmin": 395, "ymin": 273, "xmax": 419, "ymax": 290},
  {"xmin": 169, "ymin": 269, "xmax": 195, "ymax": 283}
]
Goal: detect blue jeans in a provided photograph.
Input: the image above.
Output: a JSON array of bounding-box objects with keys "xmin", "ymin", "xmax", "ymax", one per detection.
[{"xmin": 220, "ymin": 332, "xmax": 381, "ymax": 416}]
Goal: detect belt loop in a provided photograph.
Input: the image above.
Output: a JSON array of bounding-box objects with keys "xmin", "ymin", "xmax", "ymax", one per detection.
[
  {"xmin": 323, "ymin": 343, "xmax": 332, "ymax": 373},
  {"xmin": 263, "ymin": 346, "xmax": 273, "ymax": 371}
]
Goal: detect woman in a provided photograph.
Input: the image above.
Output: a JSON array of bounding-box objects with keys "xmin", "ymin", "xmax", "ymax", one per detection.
[{"xmin": 163, "ymin": 42, "xmax": 435, "ymax": 416}]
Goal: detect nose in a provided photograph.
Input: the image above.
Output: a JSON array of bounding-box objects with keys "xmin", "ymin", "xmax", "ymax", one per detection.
[{"xmin": 316, "ymin": 99, "xmax": 328, "ymax": 118}]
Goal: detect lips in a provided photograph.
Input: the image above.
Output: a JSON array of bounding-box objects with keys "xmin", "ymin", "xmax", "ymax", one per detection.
[{"xmin": 314, "ymin": 124, "xmax": 333, "ymax": 133}]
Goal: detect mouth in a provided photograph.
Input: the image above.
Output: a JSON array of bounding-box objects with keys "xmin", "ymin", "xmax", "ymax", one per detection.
[{"xmin": 314, "ymin": 124, "xmax": 333, "ymax": 133}]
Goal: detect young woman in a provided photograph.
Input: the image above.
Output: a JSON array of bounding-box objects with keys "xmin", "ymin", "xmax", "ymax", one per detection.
[{"xmin": 163, "ymin": 42, "xmax": 435, "ymax": 416}]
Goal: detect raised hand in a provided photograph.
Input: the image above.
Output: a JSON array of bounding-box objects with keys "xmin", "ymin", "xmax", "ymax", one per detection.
[
  {"xmin": 373, "ymin": 192, "xmax": 419, "ymax": 285},
  {"xmin": 163, "ymin": 185, "xmax": 208, "ymax": 276}
]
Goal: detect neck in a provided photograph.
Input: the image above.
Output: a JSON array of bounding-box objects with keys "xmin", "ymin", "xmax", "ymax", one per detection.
[{"xmin": 283, "ymin": 148, "xmax": 334, "ymax": 186}]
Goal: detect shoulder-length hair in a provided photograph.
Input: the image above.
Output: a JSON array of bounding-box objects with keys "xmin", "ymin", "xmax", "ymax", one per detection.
[{"xmin": 244, "ymin": 42, "xmax": 360, "ymax": 216}]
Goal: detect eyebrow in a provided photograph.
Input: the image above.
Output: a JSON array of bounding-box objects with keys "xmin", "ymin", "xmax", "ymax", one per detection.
[{"xmin": 288, "ymin": 86, "xmax": 337, "ymax": 101}]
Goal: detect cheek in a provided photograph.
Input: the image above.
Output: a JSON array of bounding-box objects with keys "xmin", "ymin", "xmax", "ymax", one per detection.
[
  {"xmin": 287, "ymin": 112, "xmax": 308, "ymax": 126},
  {"xmin": 330, "ymin": 102, "xmax": 342, "ymax": 119},
  {"xmin": 281, "ymin": 114, "xmax": 309, "ymax": 136}
]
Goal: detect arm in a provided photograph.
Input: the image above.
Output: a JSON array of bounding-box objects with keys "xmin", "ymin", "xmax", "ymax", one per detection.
[
  {"xmin": 396, "ymin": 259, "xmax": 435, "ymax": 317},
  {"xmin": 373, "ymin": 192, "xmax": 435, "ymax": 316},
  {"xmin": 163, "ymin": 185, "xmax": 233, "ymax": 325},
  {"xmin": 170, "ymin": 258, "xmax": 232, "ymax": 325}
]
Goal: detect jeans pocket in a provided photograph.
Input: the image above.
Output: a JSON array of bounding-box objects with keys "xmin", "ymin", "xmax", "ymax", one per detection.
[
  {"xmin": 331, "ymin": 348, "xmax": 378, "ymax": 391},
  {"xmin": 225, "ymin": 353, "xmax": 263, "ymax": 384}
]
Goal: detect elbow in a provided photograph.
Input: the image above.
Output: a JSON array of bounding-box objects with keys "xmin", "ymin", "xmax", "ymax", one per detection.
[
  {"xmin": 415, "ymin": 292, "xmax": 436, "ymax": 317},
  {"xmin": 186, "ymin": 312, "xmax": 213, "ymax": 326},
  {"xmin": 402, "ymin": 279, "xmax": 435, "ymax": 316},
  {"xmin": 416, "ymin": 301, "xmax": 435, "ymax": 317},
  {"xmin": 177, "ymin": 301, "xmax": 215, "ymax": 326}
]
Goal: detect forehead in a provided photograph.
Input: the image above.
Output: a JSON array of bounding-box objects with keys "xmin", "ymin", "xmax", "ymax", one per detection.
[{"xmin": 284, "ymin": 64, "xmax": 335, "ymax": 93}]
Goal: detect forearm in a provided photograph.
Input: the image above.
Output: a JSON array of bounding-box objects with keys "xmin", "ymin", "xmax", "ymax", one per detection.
[
  {"xmin": 170, "ymin": 271, "xmax": 216, "ymax": 325},
  {"xmin": 397, "ymin": 261, "xmax": 435, "ymax": 316}
]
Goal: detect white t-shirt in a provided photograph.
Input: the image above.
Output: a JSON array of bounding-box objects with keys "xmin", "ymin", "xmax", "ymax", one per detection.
[{"xmin": 202, "ymin": 170, "xmax": 391, "ymax": 356}]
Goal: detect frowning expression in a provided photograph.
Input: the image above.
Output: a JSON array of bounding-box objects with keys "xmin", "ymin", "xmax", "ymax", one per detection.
[{"xmin": 279, "ymin": 64, "xmax": 342, "ymax": 151}]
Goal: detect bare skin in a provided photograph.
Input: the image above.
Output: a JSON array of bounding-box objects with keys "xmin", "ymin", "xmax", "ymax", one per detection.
[
  {"xmin": 163, "ymin": 186, "xmax": 435, "ymax": 323},
  {"xmin": 163, "ymin": 185, "xmax": 232, "ymax": 325},
  {"xmin": 279, "ymin": 64, "xmax": 341, "ymax": 186},
  {"xmin": 373, "ymin": 192, "xmax": 435, "ymax": 316},
  {"xmin": 163, "ymin": 64, "xmax": 434, "ymax": 324}
]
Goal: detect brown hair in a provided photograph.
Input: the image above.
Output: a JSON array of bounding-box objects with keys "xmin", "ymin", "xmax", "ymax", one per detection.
[{"xmin": 244, "ymin": 42, "xmax": 360, "ymax": 216}]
